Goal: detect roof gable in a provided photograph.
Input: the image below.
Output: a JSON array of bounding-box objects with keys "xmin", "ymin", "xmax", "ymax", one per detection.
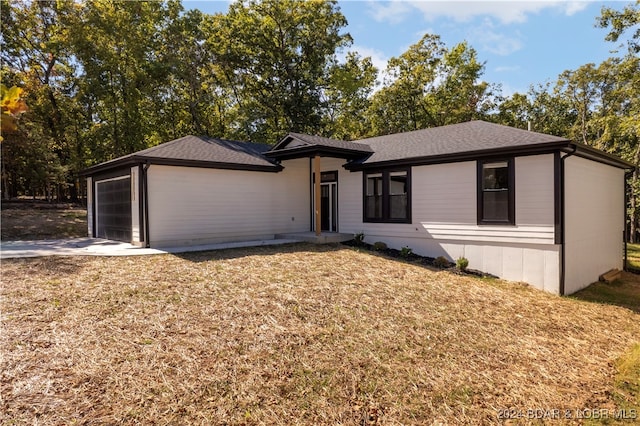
[{"xmin": 265, "ymin": 132, "xmax": 373, "ymax": 160}]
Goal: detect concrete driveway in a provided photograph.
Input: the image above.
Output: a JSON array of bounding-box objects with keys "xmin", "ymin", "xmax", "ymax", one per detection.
[{"xmin": 0, "ymin": 237, "xmax": 301, "ymax": 259}]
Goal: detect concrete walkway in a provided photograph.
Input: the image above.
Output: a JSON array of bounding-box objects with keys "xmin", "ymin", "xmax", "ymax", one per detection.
[{"xmin": 0, "ymin": 237, "xmax": 302, "ymax": 259}]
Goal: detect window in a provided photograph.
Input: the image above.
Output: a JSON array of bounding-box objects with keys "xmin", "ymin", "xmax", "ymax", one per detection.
[
  {"xmin": 364, "ymin": 169, "xmax": 411, "ymax": 223},
  {"xmin": 478, "ymin": 159, "xmax": 514, "ymax": 225}
]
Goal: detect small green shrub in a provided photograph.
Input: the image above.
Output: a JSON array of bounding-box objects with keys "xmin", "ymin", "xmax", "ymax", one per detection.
[
  {"xmin": 433, "ymin": 256, "xmax": 450, "ymax": 269},
  {"xmin": 400, "ymin": 246, "xmax": 413, "ymax": 258},
  {"xmin": 456, "ymin": 257, "xmax": 469, "ymax": 271},
  {"xmin": 373, "ymin": 241, "xmax": 387, "ymax": 251},
  {"xmin": 354, "ymin": 232, "xmax": 365, "ymax": 245}
]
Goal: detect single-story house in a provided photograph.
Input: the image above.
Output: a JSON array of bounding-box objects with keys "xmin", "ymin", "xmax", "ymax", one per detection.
[{"xmin": 82, "ymin": 120, "xmax": 634, "ymax": 295}]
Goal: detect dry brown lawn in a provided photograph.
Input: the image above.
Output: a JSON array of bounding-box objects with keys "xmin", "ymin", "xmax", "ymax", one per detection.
[
  {"xmin": 1, "ymin": 204, "xmax": 87, "ymax": 240},
  {"xmin": 2, "ymin": 244, "xmax": 639, "ymax": 425}
]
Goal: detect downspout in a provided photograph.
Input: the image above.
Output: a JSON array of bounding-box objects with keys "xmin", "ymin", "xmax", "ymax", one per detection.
[
  {"xmin": 559, "ymin": 145, "xmax": 577, "ymax": 296},
  {"xmin": 143, "ymin": 162, "xmax": 151, "ymax": 248},
  {"xmin": 309, "ymin": 157, "xmax": 313, "ymax": 232},
  {"xmin": 624, "ymin": 169, "xmax": 635, "ymax": 271}
]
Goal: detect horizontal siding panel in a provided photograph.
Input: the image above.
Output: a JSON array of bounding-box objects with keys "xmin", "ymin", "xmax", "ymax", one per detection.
[
  {"xmin": 147, "ymin": 159, "xmax": 310, "ymax": 246},
  {"xmin": 515, "ymin": 154, "xmax": 554, "ymax": 226},
  {"xmin": 412, "ymin": 161, "xmax": 476, "ymax": 224},
  {"xmin": 564, "ymin": 156, "xmax": 624, "ymax": 294},
  {"xmin": 341, "ymin": 155, "xmax": 556, "ymax": 245}
]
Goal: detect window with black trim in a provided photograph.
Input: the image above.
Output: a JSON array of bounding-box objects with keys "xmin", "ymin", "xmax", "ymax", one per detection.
[
  {"xmin": 477, "ymin": 159, "xmax": 514, "ymax": 225},
  {"xmin": 364, "ymin": 169, "xmax": 411, "ymax": 223}
]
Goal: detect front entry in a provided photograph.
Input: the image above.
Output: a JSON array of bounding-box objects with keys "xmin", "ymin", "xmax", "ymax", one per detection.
[{"xmin": 314, "ymin": 171, "xmax": 338, "ymax": 232}]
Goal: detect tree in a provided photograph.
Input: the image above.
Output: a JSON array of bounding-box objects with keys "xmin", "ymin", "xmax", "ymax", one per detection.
[
  {"xmin": 208, "ymin": 0, "xmax": 351, "ymax": 143},
  {"xmin": 365, "ymin": 35, "xmax": 495, "ymax": 136},
  {"xmin": 69, "ymin": 0, "xmax": 182, "ymax": 159},
  {"xmin": 1, "ymin": 0, "xmax": 78, "ymax": 199},
  {"xmin": 597, "ymin": 0, "xmax": 640, "ymax": 54},
  {"xmin": 323, "ymin": 52, "xmax": 377, "ymax": 140}
]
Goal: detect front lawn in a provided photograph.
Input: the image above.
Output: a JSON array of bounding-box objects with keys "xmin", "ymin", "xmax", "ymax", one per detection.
[
  {"xmin": 572, "ymin": 272, "xmax": 640, "ymax": 314},
  {"xmin": 1, "ymin": 203, "xmax": 87, "ymax": 240},
  {"xmin": 2, "ymin": 244, "xmax": 639, "ymax": 424},
  {"xmin": 627, "ymin": 243, "xmax": 640, "ymax": 271}
]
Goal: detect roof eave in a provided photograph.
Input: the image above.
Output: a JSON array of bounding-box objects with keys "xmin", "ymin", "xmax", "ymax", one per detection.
[
  {"xmin": 80, "ymin": 156, "xmax": 139, "ymax": 176},
  {"xmin": 566, "ymin": 143, "xmax": 635, "ymax": 169},
  {"xmin": 81, "ymin": 155, "xmax": 282, "ymax": 176},
  {"xmin": 345, "ymin": 141, "xmax": 572, "ymax": 171}
]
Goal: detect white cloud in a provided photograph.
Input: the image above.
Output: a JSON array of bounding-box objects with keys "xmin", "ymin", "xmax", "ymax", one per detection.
[
  {"xmin": 468, "ymin": 19, "xmax": 524, "ymax": 56},
  {"xmin": 495, "ymin": 65, "xmax": 521, "ymax": 73},
  {"xmin": 366, "ymin": 0, "xmax": 414, "ymax": 24},
  {"xmin": 366, "ymin": 0, "xmax": 592, "ymax": 25}
]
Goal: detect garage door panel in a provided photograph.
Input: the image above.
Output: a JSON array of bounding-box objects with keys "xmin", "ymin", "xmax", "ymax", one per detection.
[{"xmin": 96, "ymin": 177, "xmax": 132, "ymax": 242}]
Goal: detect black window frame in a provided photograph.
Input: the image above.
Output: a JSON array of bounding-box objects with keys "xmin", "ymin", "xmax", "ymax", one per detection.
[
  {"xmin": 363, "ymin": 168, "xmax": 411, "ymax": 223},
  {"xmin": 477, "ymin": 158, "xmax": 515, "ymax": 225}
]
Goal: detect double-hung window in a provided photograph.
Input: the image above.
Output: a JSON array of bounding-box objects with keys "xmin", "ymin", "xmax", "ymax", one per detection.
[
  {"xmin": 364, "ymin": 169, "xmax": 411, "ymax": 223},
  {"xmin": 477, "ymin": 159, "xmax": 514, "ymax": 225}
]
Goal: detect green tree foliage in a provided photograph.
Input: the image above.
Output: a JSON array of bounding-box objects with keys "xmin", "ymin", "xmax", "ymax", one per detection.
[
  {"xmin": 323, "ymin": 52, "xmax": 377, "ymax": 140},
  {"xmin": 598, "ymin": 0, "xmax": 640, "ymax": 54},
  {"xmin": 366, "ymin": 34, "xmax": 496, "ymax": 136},
  {"xmin": 1, "ymin": 0, "xmax": 368, "ymax": 199},
  {"xmin": 68, "ymin": 0, "xmax": 182, "ymax": 158},
  {"xmin": 208, "ymin": 0, "xmax": 351, "ymax": 143},
  {"xmin": 1, "ymin": 0, "xmax": 77, "ymax": 199}
]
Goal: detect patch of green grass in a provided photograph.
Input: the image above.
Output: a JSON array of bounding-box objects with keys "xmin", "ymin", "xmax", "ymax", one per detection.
[
  {"xmin": 571, "ymin": 274, "xmax": 640, "ymax": 313},
  {"xmin": 627, "ymin": 243, "xmax": 640, "ymax": 270},
  {"xmin": 612, "ymin": 344, "xmax": 640, "ymax": 421}
]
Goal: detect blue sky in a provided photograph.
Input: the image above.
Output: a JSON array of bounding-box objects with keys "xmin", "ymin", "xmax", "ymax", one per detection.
[{"xmin": 184, "ymin": 1, "xmax": 633, "ymax": 96}]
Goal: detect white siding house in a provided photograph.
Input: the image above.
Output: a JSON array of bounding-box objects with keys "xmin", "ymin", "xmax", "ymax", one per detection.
[{"xmin": 83, "ymin": 121, "xmax": 633, "ymax": 295}]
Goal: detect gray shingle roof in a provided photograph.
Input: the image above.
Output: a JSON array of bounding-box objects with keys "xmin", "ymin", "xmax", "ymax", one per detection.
[
  {"xmin": 83, "ymin": 135, "xmax": 279, "ymax": 175},
  {"xmin": 85, "ymin": 121, "xmax": 631, "ymax": 176},
  {"xmin": 133, "ymin": 135, "xmax": 276, "ymax": 167},
  {"xmin": 352, "ymin": 121, "xmax": 570, "ymax": 164}
]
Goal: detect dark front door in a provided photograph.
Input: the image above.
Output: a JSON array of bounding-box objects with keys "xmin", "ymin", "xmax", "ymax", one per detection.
[{"xmin": 96, "ymin": 177, "xmax": 132, "ymax": 242}]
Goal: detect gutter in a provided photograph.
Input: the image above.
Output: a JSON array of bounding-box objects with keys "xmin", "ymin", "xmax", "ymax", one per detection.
[
  {"xmin": 559, "ymin": 145, "xmax": 578, "ymax": 296},
  {"xmin": 143, "ymin": 162, "xmax": 151, "ymax": 248}
]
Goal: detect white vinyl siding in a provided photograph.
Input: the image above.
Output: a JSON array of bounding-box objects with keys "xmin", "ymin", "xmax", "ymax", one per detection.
[
  {"xmin": 147, "ymin": 159, "xmax": 309, "ymax": 247},
  {"xmin": 338, "ymin": 154, "xmax": 560, "ymax": 292},
  {"xmin": 86, "ymin": 177, "xmax": 93, "ymax": 237},
  {"xmin": 564, "ymin": 156, "xmax": 624, "ymax": 294},
  {"xmin": 130, "ymin": 166, "xmax": 141, "ymax": 243}
]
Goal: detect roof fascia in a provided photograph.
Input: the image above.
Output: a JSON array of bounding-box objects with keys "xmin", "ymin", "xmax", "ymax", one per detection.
[
  {"xmin": 81, "ymin": 155, "xmax": 282, "ymax": 176},
  {"xmin": 564, "ymin": 144, "xmax": 635, "ymax": 170},
  {"xmin": 345, "ymin": 141, "xmax": 572, "ymax": 171},
  {"xmin": 80, "ymin": 157, "xmax": 138, "ymax": 176}
]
